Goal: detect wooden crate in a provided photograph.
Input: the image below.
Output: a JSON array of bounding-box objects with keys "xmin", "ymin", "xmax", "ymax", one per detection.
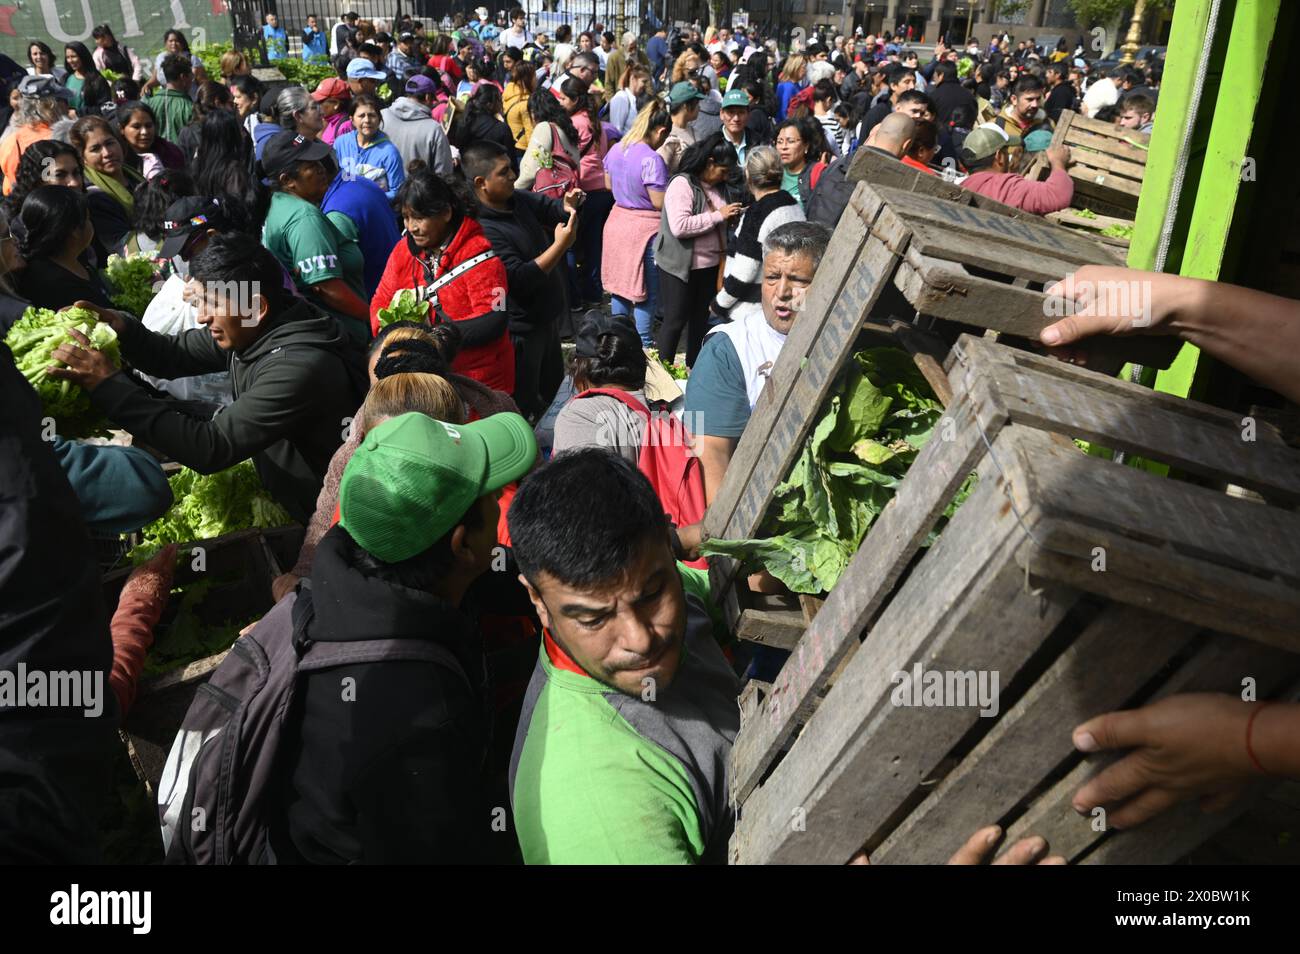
[
  {"xmin": 702, "ymin": 178, "xmax": 1178, "ymax": 635},
  {"xmin": 1028, "ymin": 109, "xmax": 1149, "ymax": 221},
  {"xmin": 103, "ymin": 527, "xmax": 304, "ymax": 791},
  {"xmin": 724, "ymin": 335, "xmax": 1300, "ymax": 864}
]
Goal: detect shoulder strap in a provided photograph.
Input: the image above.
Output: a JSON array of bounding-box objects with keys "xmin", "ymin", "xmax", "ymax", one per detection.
[
  {"xmin": 421, "ymin": 248, "xmax": 498, "ymax": 304},
  {"xmin": 574, "ymin": 387, "xmax": 651, "ymax": 420},
  {"xmin": 298, "ymin": 637, "xmax": 469, "ymax": 690}
]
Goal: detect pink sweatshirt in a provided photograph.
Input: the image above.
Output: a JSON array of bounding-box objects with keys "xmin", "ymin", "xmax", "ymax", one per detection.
[
  {"xmin": 960, "ymin": 167, "xmax": 1074, "ymax": 215},
  {"xmin": 664, "ymin": 176, "xmax": 726, "ymax": 270}
]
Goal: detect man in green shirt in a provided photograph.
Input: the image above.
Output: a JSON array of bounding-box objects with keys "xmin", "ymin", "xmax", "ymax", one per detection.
[
  {"xmin": 507, "ymin": 450, "xmax": 740, "ymax": 864},
  {"xmin": 145, "ymin": 53, "xmax": 195, "ymax": 143}
]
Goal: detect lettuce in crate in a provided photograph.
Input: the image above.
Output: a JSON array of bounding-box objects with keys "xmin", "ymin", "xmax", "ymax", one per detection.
[{"xmin": 701, "ymin": 348, "xmax": 974, "ymax": 594}]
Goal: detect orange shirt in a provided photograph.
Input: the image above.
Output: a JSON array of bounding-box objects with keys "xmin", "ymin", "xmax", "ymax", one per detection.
[{"xmin": 1, "ymin": 124, "xmax": 53, "ymax": 195}]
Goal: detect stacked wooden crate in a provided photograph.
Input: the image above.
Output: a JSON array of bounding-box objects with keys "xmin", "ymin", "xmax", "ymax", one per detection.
[{"xmin": 722, "ymin": 335, "xmax": 1300, "ymax": 864}]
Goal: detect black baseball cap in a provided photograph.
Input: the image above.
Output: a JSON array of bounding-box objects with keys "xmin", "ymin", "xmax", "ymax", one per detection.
[
  {"xmin": 261, "ymin": 130, "xmax": 335, "ymax": 180},
  {"xmin": 574, "ymin": 311, "xmax": 642, "ymax": 358},
  {"xmin": 159, "ymin": 197, "xmax": 232, "ymax": 261}
]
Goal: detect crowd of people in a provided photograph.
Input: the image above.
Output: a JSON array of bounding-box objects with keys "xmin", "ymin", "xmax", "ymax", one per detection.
[{"xmin": 2, "ymin": 10, "xmax": 1296, "ymax": 867}]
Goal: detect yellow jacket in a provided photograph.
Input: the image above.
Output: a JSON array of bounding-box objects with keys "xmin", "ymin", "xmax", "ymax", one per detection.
[{"xmin": 503, "ymin": 81, "xmax": 534, "ymax": 151}]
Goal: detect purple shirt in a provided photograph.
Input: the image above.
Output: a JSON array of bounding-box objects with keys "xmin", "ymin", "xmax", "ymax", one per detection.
[{"xmin": 604, "ymin": 142, "xmax": 669, "ymax": 211}]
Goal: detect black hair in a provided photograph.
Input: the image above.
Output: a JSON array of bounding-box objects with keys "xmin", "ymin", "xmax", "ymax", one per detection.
[
  {"xmin": 192, "ymin": 110, "xmax": 268, "ymax": 232},
  {"xmin": 28, "ymin": 40, "xmax": 55, "ymax": 67},
  {"xmin": 677, "ymin": 131, "xmax": 738, "ymax": 178},
  {"xmin": 191, "ymin": 79, "xmax": 232, "ymax": 120},
  {"xmin": 559, "ymin": 74, "xmax": 599, "ymax": 135},
  {"xmin": 371, "ymin": 322, "xmax": 463, "ymax": 378},
  {"xmin": 1092, "ymin": 103, "xmax": 1121, "ymax": 123},
  {"xmin": 463, "ymin": 82, "xmax": 504, "ymax": 132},
  {"xmin": 357, "ymin": 41, "xmax": 382, "ymax": 58},
  {"xmin": 459, "ymin": 139, "xmax": 511, "ymax": 184},
  {"xmin": 812, "ymin": 77, "xmax": 837, "ymax": 105},
  {"xmin": 395, "ymin": 166, "xmax": 468, "ymax": 221},
  {"xmin": 18, "ymin": 186, "xmax": 90, "ymax": 260},
  {"xmin": 91, "ymin": 24, "xmax": 117, "ymax": 42},
  {"xmin": 884, "ymin": 63, "xmax": 912, "ymax": 88},
  {"xmin": 896, "ymin": 89, "xmax": 932, "ymax": 111},
  {"xmin": 775, "ymin": 117, "xmax": 821, "ymax": 166},
  {"xmin": 1012, "ymin": 74, "xmax": 1045, "ymax": 96},
  {"xmin": 161, "ymin": 52, "xmax": 192, "ymax": 84},
  {"xmin": 349, "ymin": 91, "xmax": 384, "ymax": 117},
  {"xmin": 508, "ymin": 449, "xmax": 670, "ymax": 589},
  {"xmin": 111, "ymin": 77, "xmax": 141, "ymax": 103},
  {"xmin": 555, "ymin": 24, "xmax": 573, "ymax": 43},
  {"xmin": 189, "ymin": 232, "xmax": 293, "ymax": 313},
  {"xmin": 527, "ymin": 87, "xmax": 578, "ymax": 149},
  {"xmin": 570, "ymin": 327, "xmax": 648, "ymax": 392},
  {"xmin": 163, "ymin": 29, "xmax": 191, "ymax": 53},
  {"xmin": 906, "ymin": 120, "xmax": 938, "ymax": 157},
  {"xmin": 63, "ymin": 41, "xmax": 101, "ymax": 77},
  {"xmin": 131, "ymin": 168, "xmax": 194, "ymax": 239},
  {"xmin": 5, "ymin": 140, "xmax": 81, "ymax": 219},
  {"xmin": 230, "ymin": 74, "xmax": 262, "ymax": 105},
  {"xmin": 948, "ymin": 101, "xmax": 976, "ymax": 130},
  {"xmin": 933, "ymin": 60, "xmax": 958, "ymax": 83}
]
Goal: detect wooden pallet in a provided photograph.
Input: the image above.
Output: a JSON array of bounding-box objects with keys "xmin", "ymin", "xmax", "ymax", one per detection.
[
  {"xmin": 1028, "ymin": 109, "xmax": 1149, "ymax": 220},
  {"xmin": 702, "ymin": 179, "xmax": 1178, "ymax": 634},
  {"xmin": 725, "ymin": 335, "xmax": 1300, "ymax": 864}
]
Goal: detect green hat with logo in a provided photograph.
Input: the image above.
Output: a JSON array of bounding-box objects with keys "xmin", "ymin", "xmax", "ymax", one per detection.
[
  {"xmin": 339, "ymin": 412, "xmax": 537, "ymax": 563},
  {"xmin": 668, "ymin": 80, "xmax": 705, "ymax": 106},
  {"xmin": 720, "ymin": 87, "xmax": 750, "ymax": 110}
]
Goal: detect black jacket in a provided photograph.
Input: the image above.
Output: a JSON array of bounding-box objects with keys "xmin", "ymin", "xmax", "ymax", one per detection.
[
  {"xmin": 0, "ymin": 345, "xmax": 117, "ymax": 863},
  {"xmin": 1045, "ymin": 82, "xmax": 1078, "ymax": 122},
  {"xmin": 476, "ymin": 190, "xmax": 568, "ymax": 336},
  {"xmin": 463, "ymin": 111, "xmax": 517, "ymax": 160},
  {"xmin": 929, "ymin": 80, "xmax": 978, "ymax": 129},
  {"xmin": 90, "ymin": 298, "xmax": 367, "ymax": 523},
  {"xmin": 274, "ymin": 526, "xmax": 490, "ymax": 864}
]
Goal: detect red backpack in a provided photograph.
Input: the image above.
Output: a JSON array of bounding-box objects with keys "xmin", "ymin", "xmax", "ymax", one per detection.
[
  {"xmin": 531, "ymin": 124, "xmax": 583, "ymax": 198},
  {"xmin": 575, "ymin": 388, "xmax": 707, "ymax": 566}
]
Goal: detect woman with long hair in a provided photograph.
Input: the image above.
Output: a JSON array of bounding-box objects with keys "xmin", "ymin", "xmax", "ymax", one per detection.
[
  {"xmin": 775, "ymin": 54, "xmax": 807, "ymax": 120},
  {"xmin": 609, "ymin": 63, "xmax": 651, "ymax": 136},
  {"xmin": 0, "ymin": 79, "xmax": 70, "ymax": 196},
  {"xmin": 230, "ymin": 74, "xmax": 264, "ymax": 140},
  {"xmin": 332, "ymin": 93, "xmax": 405, "ymax": 199},
  {"xmin": 174, "ymin": 80, "xmax": 234, "ymax": 161},
  {"xmin": 516, "ymin": 85, "xmax": 580, "ymax": 190},
  {"xmin": 502, "ymin": 60, "xmax": 536, "ymax": 159},
  {"xmin": 4, "ymin": 140, "xmax": 84, "ymax": 224},
  {"xmin": 190, "ymin": 109, "xmax": 266, "ymax": 231},
  {"xmin": 0, "ymin": 205, "xmax": 31, "ymax": 334},
  {"xmin": 70, "ymin": 114, "xmax": 143, "ymax": 253},
  {"xmin": 63, "ymin": 42, "xmax": 111, "ymax": 115},
  {"xmin": 115, "ymin": 101, "xmax": 185, "ymax": 178},
  {"xmin": 146, "ymin": 29, "xmax": 207, "ymax": 93},
  {"xmin": 602, "ymin": 101, "xmax": 671, "ymax": 346},
  {"xmin": 457, "ymin": 83, "xmax": 514, "ymax": 160},
  {"xmin": 653, "ymin": 133, "xmax": 742, "ymax": 365},
  {"xmin": 27, "ymin": 41, "xmax": 67, "ymax": 81},
  {"xmin": 554, "ymin": 74, "xmax": 612, "ymax": 311},
  {"xmin": 260, "ymin": 129, "xmax": 369, "ymax": 345},
  {"xmin": 219, "ymin": 49, "xmax": 251, "ymax": 85},
  {"xmin": 17, "ymin": 186, "xmax": 113, "ymax": 310},
  {"xmin": 671, "ymin": 48, "xmax": 701, "ymax": 85},
  {"xmin": 90, "ymin": 24, "xmax": 146, "ymax": 82},
  {"xmin": 369, "ymin": 167, "xmax": 514, "ymax": 392}
]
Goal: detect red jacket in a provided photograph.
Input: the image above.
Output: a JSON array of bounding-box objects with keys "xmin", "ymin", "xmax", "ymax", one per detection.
[{"xmin": 370, "ymin": 217, "xmax": 515, "ymax": 393}]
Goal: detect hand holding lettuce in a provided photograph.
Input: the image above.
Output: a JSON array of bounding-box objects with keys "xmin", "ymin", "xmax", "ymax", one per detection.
[{"xmin": 4, "ymin": 305, "xmax": 121, "ymax": 438}]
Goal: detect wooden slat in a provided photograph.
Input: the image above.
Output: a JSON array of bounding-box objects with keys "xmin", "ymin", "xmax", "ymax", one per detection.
[
  {"xmin": 1069, "ymin": 163, "xmax": 1144, "ymax": 197},
  {"xmin": 703, "ymin": 181, "xmax": 879, "ymax": 543},
  {"xmin": 1062, "ymin": 126, "xmax": 1151, "ymax": 165},
  {"xmin": 875, "ymin": 184, "xmax": 1119, "ymax": 266},
  {"xmin": 735, "ymin": 607, "xmax": 806, "ymax": 651},
  {"xmin": 729, "ymin": 385, "xmax": 1000, "ymax": 804},
  {"xmin": 870, "ymin": 605, "xmax": 1197, "ymax": 864},
  {"xmin": 903, "ymin": 218, "xmax": 1079, "ymax": 285},
  {"xmin": 733, "ymin": 429, "xmax": 1082, "ymax": 864},
  {"xmin": 719, "ymin": 215, "xmax": 906, "ymax": 546},
  {"xmin": 1005, "ymin": 636, "xmax": 1300, "ymax": 862},
  {"xmin": 1059, "ymin": 109, "xmax": 1151, "ymax": 144},
  {"xmin": 956, "ymin": 337, "xmax": 1300, "ymax": 503}
]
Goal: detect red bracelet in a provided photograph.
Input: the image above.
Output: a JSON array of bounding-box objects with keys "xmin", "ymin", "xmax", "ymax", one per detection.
[{"xmin": 1246, "ymin": 702, "xmax": 1276, "ymax": 775}]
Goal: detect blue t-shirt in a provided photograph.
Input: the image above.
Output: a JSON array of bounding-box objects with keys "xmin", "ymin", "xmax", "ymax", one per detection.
[
  {"xmin": 683, "ymin": 333, "xmax": 751, "ymax": 439},
  {"xmin": 321, "ymin": 173, "xmax": 401, "ymax": 299}
]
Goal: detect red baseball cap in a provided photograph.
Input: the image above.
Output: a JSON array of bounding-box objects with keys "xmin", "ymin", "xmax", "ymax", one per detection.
[{"xmin": 312, "ymin": 77, "xmax": 351, "ymax": 102}]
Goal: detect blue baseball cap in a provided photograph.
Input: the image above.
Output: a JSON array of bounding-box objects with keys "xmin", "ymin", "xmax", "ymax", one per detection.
[{"xmin": 346, "ymin": 58, "xmax": 387, "ymax": 81}]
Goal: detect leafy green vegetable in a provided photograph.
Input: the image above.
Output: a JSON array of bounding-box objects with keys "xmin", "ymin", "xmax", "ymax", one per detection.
[
  {"xmin": 106, "ymin": 252, "xmax": 163, "ymax": 317},
  {"xmin": 131, "ymin": 461, "xmax": 294, "ymax": 559},
  {"xmin": 142, "ymin": 577, "xmax": 252, "ymax": 677},
  {"xmin": 700, "ymin": 348, "xmax": 974, "ymax": 594},
  {"xmin": 377, "ymin": 288, "xmax": 432, "ymax": 328},
  {"xmin": 1074, "ymin": 208, "xmax": 1098, "ymax": 220},
  {"xmin": 4, "ymin": 306, "xmax": 120, "ymax": 438},
  {"xmin": 646, "ymin": 346, "xmax": 689, "ymax": 380},
  {"xmin": 1100, "ymin": 223, "xmax": 1135, "ymax": 239}
]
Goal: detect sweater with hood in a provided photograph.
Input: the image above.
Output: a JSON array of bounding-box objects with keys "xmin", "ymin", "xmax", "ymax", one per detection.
[
  {"xmin": 272, "ymin": 526, "xmax": 491, "ymax": 863},
  {"xmin": 369, "ymin": 215, "xmax": 515, "ymax": 393},
  {"xmin": 381, "ymin": 97, "xmax": 453, "ymax": 176},
  {"xmin": 89, "ymin": 298, "xmax": 367, "ymax": 523}
]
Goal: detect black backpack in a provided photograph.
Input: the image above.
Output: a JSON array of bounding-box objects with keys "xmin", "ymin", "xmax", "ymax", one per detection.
[
  {"xmin": 805, "ymin": 153, "xmax": 856, "ymax": 230},
  {"xmin": 157, "ymin": 583, "xmax": 468, "ymax": 864}
]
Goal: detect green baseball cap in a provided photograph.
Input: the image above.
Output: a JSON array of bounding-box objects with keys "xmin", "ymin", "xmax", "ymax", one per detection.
[
  {"xmin": 339, "ymin": 412, "xmax": 537, "ymax": 563},
  {"xmin": 668, "ymin": 80, "xmax": 705, "ymax": 106},
  {"xmin": 960, "ymin": 123, "xmax": 1023, "ymax": 165},
  {"xmin": 720, "ymin": 87, "xmax": 750, "ymax": 110}
]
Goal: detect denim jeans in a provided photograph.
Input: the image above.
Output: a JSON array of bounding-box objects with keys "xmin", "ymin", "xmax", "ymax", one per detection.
[
  {"xmin": 609, "ymin": 234, "xmax": 659, "ymax": 347},
  {"xmin": 565, "ymin": 188, "xmax": 614, "ymax": 305}
]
